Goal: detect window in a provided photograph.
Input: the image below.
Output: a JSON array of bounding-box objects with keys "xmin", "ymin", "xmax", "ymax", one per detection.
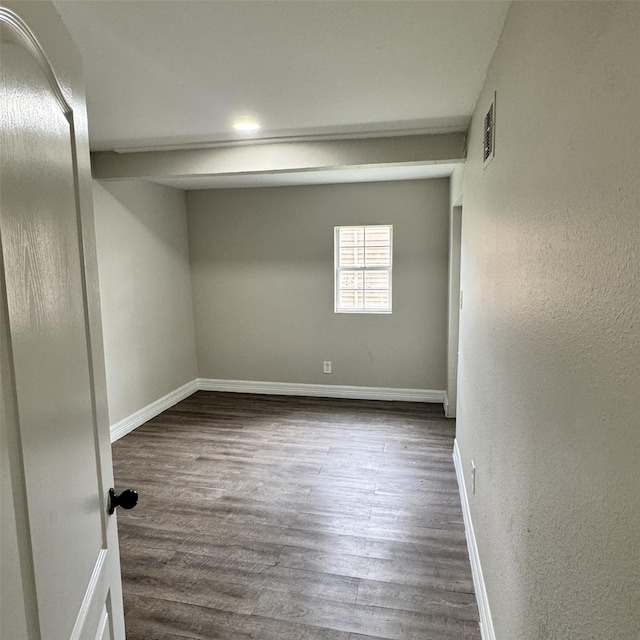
[{"xmin": 335, "ymin": 225, "xmax": 392, "ymax": 313}]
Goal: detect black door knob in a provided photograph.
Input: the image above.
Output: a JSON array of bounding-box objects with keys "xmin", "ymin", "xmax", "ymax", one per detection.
[{"xmin": 108, "ymin": 488, "xmax": 138, "ymax": 515}]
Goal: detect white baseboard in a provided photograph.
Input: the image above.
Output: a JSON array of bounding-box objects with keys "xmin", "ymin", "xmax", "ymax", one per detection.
[
  {"xmin": 109, "ymin": 379, "xmax": 199, "ymax": 442},
  {"xmin": 110, "ymin": 378, "xmax": 446, "ymax": 442},
  {"xmin": 197, "ymin": 378, "xmax": 446, "ymax": 403},
  {"xmin": 453, "ymin": 439, "xmax": 495, "ymax": 640},
  {"xmin": 443, "ymin": 390, "xmax": 453, "ymax": 418}
]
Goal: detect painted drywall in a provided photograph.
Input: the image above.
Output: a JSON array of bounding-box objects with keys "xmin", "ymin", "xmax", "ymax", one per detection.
[
  {"xmin": 446, "ymin": 206, "xmax": 462, "ymax": 418},
  {"xmin": 446, "ymin": 164, "xmax": 464, "ymax": 417},
  {"xmin": 187, "ymin": 180, "xmax": 449, "ymax": 390},
  {"xmin": 457, "ymin": 2, "xmax": 640, "ymax": 639},
  {"xmin": 93, "ymin": 180, "xmax": 198, "ymax": 425},
  {"xmin": 91, "ymin": 133, "xmax": 466, "ymax": 183}
]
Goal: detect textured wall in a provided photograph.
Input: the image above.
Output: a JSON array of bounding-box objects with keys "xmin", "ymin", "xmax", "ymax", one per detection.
[
  {"xmin": 457, "ymin": 2, "xmax": 640, "ymax": 639},
  {"xmin": 93, "ymin": 180, "xmax": 198, "ymax": 425},
  {"xmin": 187, "ymin": 180, "xmax": 449, "ymax": 390}
]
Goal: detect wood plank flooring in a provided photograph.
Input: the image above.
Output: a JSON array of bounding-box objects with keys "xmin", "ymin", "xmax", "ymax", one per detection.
[{"xmin": 112, "ymin": 391, "xmax": 480, "ymax": 640}]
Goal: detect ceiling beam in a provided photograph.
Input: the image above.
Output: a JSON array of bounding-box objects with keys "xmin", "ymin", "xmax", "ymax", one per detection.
[{"xmin": 91, "ymin": 132, "xmax": 466, "ymax": 181}]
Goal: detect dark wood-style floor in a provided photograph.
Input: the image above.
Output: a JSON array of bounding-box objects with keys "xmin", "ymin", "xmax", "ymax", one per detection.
[{"xmin": 112, "ymin": 391, "xmax": 480, "ymax": 640}]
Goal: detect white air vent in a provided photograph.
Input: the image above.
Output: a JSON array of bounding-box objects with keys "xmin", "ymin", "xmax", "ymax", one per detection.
[{"xmin": 483, "ymin": 92, "xmax": 496, "ymax": 167}]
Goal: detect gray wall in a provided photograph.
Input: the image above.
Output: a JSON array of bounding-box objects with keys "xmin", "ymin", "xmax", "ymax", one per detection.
[
  {"xmin": 187, "ymin": 180, "xmax": 449, "ymax": 390},
  {"xmin": 446, "ymin": 164, "xmax": 464, "ymax": 417},
  {"xmin": 457, "ymin": 2, "xmax": 640, "ymax": 639},
  {"xmin": 93, "ymin": 180, "xmax": 198, "ymax": 425}
]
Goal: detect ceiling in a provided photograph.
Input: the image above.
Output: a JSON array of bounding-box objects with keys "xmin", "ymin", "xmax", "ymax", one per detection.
[{"xmin": 53, "ymin": 0, "xmax": 511, "ymax": 188}]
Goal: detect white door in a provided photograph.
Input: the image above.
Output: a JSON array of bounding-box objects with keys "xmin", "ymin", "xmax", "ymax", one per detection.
[{"xmin": 0, "ymin": 7, "xmax": 126, "ymax": 640}]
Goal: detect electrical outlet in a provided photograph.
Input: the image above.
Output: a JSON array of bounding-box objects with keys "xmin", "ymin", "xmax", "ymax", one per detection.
[
  {"xmin": 471, "ymin": 460, "xmax": 476, "ymax": 495},
  {"xmin": 323, "ymin": 361, "xmax": 332, "ymax": 374}
]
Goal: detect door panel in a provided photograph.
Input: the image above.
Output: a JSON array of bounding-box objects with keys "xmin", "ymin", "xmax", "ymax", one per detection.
[{"xmin": 0, "ymin": 7, "xmax": 125, "ymax": 639}]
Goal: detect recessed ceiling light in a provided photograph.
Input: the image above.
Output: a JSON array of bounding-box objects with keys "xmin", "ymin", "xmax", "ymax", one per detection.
[{"xmin": 232, "ymin": 118, "xmax": 261, "ymax": 133}]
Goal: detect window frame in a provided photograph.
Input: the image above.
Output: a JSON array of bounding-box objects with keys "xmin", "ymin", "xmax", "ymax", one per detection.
[{"xmin": 334, "ymin": 224, "xmax": 393, "ymax": 314}]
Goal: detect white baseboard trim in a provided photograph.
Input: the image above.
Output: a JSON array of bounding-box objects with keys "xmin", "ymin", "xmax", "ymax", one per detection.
[
  {"xmin": 197, "ymin": 378, "xmax": 446, "ymax": 403},
  {"xmin": 109, "ymin": 379, "xmax": 199, "ymax": 442},
  {"xmin": 443, "ymin": 390, "xmax": 451, "ymax": 418},
  {"xmin": 110, "ymin": 378, "xmax": 446, "ymax": 442},
  {"xmin": 453, "ymin": 439, "xmax": 495, "ymax": 640}
]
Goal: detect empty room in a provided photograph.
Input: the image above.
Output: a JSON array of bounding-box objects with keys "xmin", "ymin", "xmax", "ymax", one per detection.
[{"xmin": 1, "ymin": 2, "xmax": 638, "ymax": 640}]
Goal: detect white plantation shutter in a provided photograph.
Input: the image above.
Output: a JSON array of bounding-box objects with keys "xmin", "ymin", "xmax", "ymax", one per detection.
[{"xmin": 335, "ymin": 225, "xmax": 392, "ymax": 313}]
